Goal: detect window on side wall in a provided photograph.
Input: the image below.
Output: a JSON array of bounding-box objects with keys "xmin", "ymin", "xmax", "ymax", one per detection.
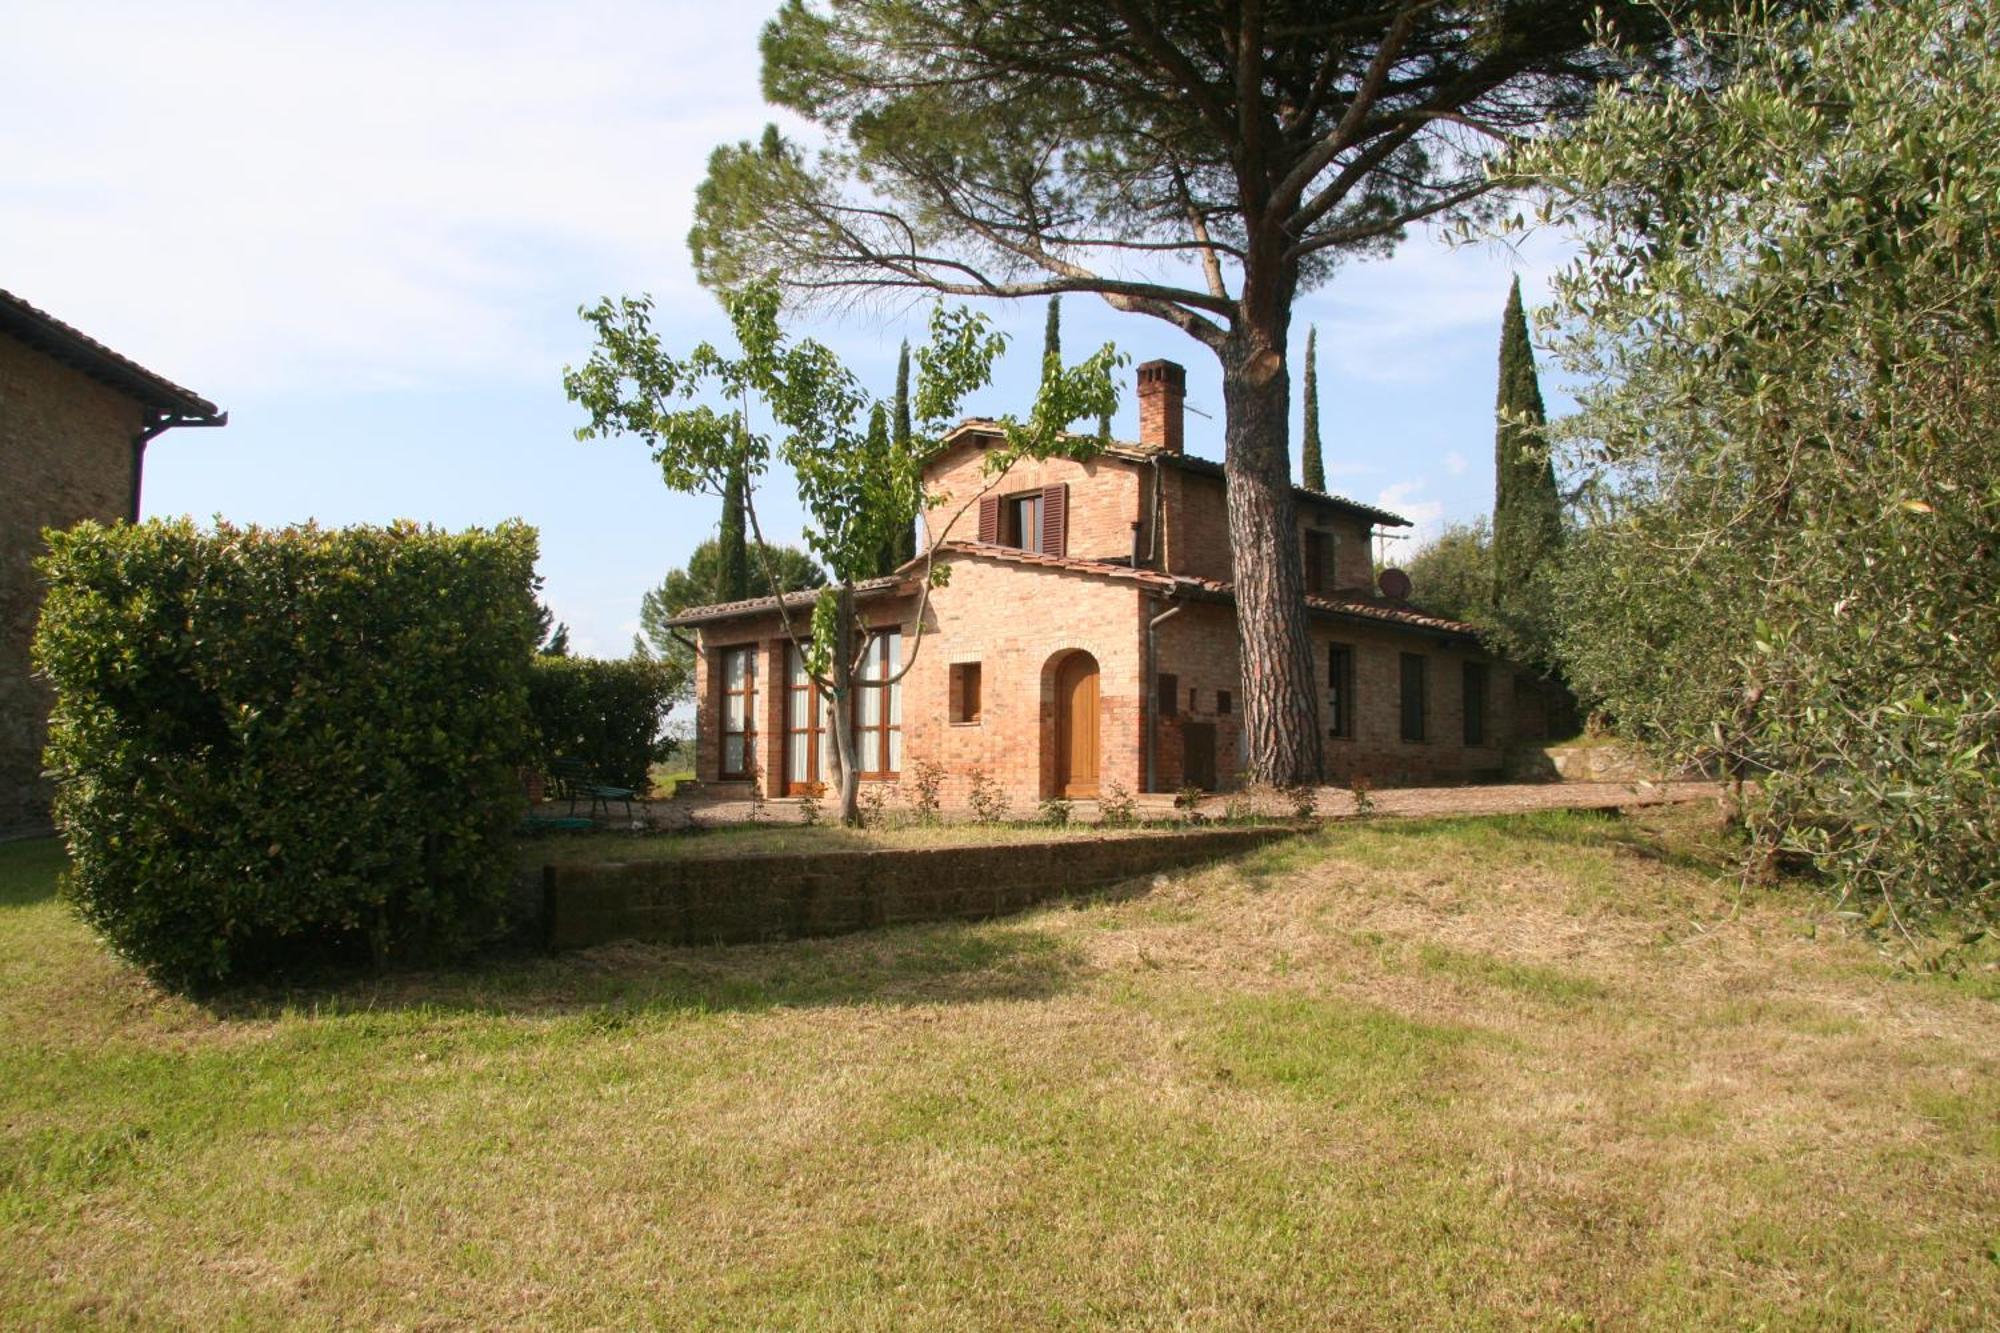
[
  {"xmin": 949, "ymin": 662, "xmax": 982, "ymax": 724},
  {"xmin": 1463, "ymin": 661, "xmax": 1488, "ymax": 747},
  {"xmin": 1157, "ymin": 672, "xmax": 1179, "ymax": 718},
  {"xmin": 1007, "ymin": 493, "xmax": 1043, "ymax": 553},
  {"xmin": 719, "ymin": 644, "xmax": 757, "ymax": 779},
  {"xmin": 852, "ymin": 629, "xmax": 903, "ymax": 777},
  {"xmin": 1303, "ymin": 528, "xmax": 1330, "ymax": 594},
  {"xmin": 1400, "ymin": 652, "xmax": 1427, "ymax": 743},
  {"xmin": 1327, "ymin": 644, "xmax": 1355, "ymax": 739},
  {"xmin": 1217, "ymin": 690, "xmax": 1232, "ymax": 716}
]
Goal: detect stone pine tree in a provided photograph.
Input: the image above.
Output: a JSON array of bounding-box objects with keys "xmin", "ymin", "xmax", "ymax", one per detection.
[
  {"xmin": 689, "ymin": 2, "xmax": 1704, "ymax": 786},
  {"xmin": 717, "ymin": 431, "xmax": 751, "ymax": 602},
  {"xmin": 1491, "ymin": 277, "xmax": 1561, "ymax": 618},
  {"xmin": 1300, "ymin": 325, "xmax": 1325, "ymax": 492}
]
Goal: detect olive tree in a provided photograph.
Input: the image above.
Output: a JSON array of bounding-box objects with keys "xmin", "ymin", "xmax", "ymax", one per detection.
[
  {"xmin": 566, "ymin": 281, "xmax": 1119, "ymax": 825},
  {"xmin": 1516, "ymin": 0, "xmax": 2000, "ymax": 939}
]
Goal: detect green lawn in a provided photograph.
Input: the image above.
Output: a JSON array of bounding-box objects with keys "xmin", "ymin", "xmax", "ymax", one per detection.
[{"xmin": 4, "ymin": 808, "xmax": 1995, "ymax": 1328}]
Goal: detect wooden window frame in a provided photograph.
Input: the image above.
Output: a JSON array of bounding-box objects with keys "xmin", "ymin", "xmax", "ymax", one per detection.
[
  {"xmin": 1327, "ymin": 644, "xmax": 1355, "ymax": 740},
  {"xmin": 852, "ymin": 629, "xmax": 903, "ymax": 779},
  {"xmin": 1400, "ymin": 652, "xmax": 1428, "ymax": 743},
  {"xmin": 978, "ymin": 486, "xmax": 1068, "ymax": 557},
  {"xmin": 718, "ymin": 644, "xmax": 757, "ymax": 780},
  {"xmin": 1463, "ymin": 661, "xmax": 1489, "ymax": 747},
  {"xmin": 1006, "ymin": 492, "xmax": 1045, "ymax": 553}
]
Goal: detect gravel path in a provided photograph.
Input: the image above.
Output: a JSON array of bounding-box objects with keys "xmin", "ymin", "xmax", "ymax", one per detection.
[{"xmin": 608, "ymin": 780, "xmax": 1721, "ymax": 830}]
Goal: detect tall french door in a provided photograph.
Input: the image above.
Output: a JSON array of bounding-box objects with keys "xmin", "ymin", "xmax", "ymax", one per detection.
[{"xmin": 783, "ymin": 646, "xmax": 832, "ymax": 795}]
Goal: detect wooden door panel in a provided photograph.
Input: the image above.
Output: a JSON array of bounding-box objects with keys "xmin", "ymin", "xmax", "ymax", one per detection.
[{"xmin": 1056, "ymin": 653, "xmax": 1100, "ymax": 797}]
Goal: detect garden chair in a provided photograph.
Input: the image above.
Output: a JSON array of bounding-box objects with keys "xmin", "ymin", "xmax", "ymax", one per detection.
[{"xmin": 550, "ymin": 757, "xmax": 638, "ymax": 822}]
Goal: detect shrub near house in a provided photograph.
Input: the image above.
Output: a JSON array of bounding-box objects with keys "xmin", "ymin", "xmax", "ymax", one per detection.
[{"xmin": 33, "ymin": 519, "xmax": 541, "ymax": 989}]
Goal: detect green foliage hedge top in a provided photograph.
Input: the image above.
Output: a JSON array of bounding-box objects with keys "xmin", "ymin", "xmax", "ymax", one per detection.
[
  {"xmin": 34, "ymin": 519, "xmax": 542, "ymax": 990},
  {"xmin": 527, "ymin": 656, "xmax": 680, "ymax": 792}
]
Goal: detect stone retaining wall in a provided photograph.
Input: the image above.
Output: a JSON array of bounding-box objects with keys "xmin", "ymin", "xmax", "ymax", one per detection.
[{"xmin": 543, "ymin": 825, "xmax": 1298, "ymax": 950}]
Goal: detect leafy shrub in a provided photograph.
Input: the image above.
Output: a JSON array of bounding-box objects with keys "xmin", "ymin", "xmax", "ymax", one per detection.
[
  {"xmin": 966, "ymin": 768, "xmax": 1010, "ymax": 824},
  {"xmin": 1350, "ymin": 776, "xmax": 1376, "ymax": 819},
  {"xmin": 527, "ymin": 655, "xmax": 679, "ymax": 792},
  {"xmin": 905, "ymin": 758, "xmax": 945, "ymax": 822},
  {"xmin": 858, "ymin": 783, "xmax": 888, "ymax": 829},
  {"xmin": 1038, "ymin": 796, "xmax": 1072, "ymax": 828},
  {"xmin": 1099, "ymin": 780, "xmax": 1138, "ymax": 827},
  {"xmin": 796, "ymin": 781, "xmax": 825, "ymax": 827},
  {"xmin": 34, "ymin": 519, "xmax": 541, "ymax": 990}
]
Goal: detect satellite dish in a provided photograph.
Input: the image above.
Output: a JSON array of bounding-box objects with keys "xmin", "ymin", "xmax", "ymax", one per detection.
[{"xmin": 1378, "ymin": 567, "xmax": 1412, "ymax": 601}]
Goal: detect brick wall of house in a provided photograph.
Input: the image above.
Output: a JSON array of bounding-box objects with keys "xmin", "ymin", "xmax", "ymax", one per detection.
[
  {"xmin": 1313, "ymin": 621, "xmax": 1515, "ymax": 786},
  {"xmin": 689, "ymin": 555, "xmax": 1146, "ymax": 805},
  {"xmin": 0, "ymin": 336, "xmax": 145, "ymax": 834},
  {"xmin": 921, "ymin": 435, "xmax": 1146, "ymax": 565},
  {"xmin": 904, "ymin": 556, "xmax": 1145, "ymax": 804}
]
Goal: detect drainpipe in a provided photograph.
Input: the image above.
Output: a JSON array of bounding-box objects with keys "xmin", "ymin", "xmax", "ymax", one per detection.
[
  {"xmin": 1144, "ymin": 594, "xmax": 1184, "ymax": 793},
  {"xmin": 130, "ymin": 409, "xmax": 228, "ymax": 522}
]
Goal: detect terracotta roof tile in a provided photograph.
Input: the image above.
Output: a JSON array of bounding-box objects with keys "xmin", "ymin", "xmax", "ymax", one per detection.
[
  {"xmin": 664, "ymin": 574, "xmax": 905, "ymax": 626},
  {"xmin": 0, "ymin": 288, "xmax": 222, "ymax": 418}
]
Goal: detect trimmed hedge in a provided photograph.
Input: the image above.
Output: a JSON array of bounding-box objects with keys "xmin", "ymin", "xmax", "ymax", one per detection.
[
  {"xmin": 528, "ymin": 656, "xmax": 679, "ymax": 792},
  {"xmin": 33, "ymin": 519, "xmax": 542, "ymax": 990}
]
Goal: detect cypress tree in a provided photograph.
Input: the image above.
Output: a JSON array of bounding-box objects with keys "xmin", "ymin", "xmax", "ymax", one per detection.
[
  {"xmin": 1491, "ymin": 276, "xmax": 1561, "ymax": 609},
  {"xmin": 1300, "ymin": 324, "xmax": 1325, "ymax": 491},
  {"xmin": 717, "ymin": 416, "xmax": 751, "ymax": 602},
  {"xmin": 893, "ymin": 342, "xmax": 916, "ymax": 563},
  {"xmin": 1041, "ymin": 295, "xmax": 1061, "ymax": 382}
]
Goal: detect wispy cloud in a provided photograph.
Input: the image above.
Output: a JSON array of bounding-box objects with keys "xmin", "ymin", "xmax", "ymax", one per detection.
[{"xmin": 0, "ymin": 2, "xmax": 775, "ymax": 395}]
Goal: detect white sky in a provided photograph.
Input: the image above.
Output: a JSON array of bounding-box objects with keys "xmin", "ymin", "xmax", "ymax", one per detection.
[{"xmin": 3, "ymin": 1, "xmax": 1572, "ymax": 656}]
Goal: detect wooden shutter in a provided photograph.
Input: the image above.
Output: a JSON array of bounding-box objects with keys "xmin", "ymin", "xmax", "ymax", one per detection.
[
  {"xmin": 977, "ymin": 495, "xmax": 1000, "ymax": 545},
  {"xmin": 1040, "ymin": 484, "xmax": 1068, "ymax": 557}
]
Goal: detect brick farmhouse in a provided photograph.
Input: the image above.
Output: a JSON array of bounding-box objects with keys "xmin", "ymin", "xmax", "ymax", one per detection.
[
  {"xmin": 0, "ymin": 289, "xmax": 225, "ymax": 835},
  {"xmin": 670, "ymin": 359, "xmax": 1557, "ymax": 806}
]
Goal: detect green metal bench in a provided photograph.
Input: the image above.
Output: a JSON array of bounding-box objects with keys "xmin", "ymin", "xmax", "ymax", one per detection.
[{"xmin": 549, "ymin": 757, "xmax": 638, "ymax": 821}]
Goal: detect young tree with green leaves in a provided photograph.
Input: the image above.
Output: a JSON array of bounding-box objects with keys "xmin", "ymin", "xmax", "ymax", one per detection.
[
  {"xmin": 568, "ymin": 281, "xmax": 1120, "ymax": 825},
  {"xmin": 1514, "ymin": 0, "xmax": 2000, "ymax": 934},
  {"xmin": 1299, "ymin": 325, "xmax": 1324, "ymax": 492},
  {"xmin": 687, "ymin": 1, "xmax": 1705, "ymax": 786},
  {"xmin": 1489, "ymin": 276, "xmax": 1562, "ymax": 664}
]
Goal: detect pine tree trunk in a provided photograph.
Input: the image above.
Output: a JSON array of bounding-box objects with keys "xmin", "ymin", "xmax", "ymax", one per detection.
[{"xmin": 1220, "ymin": 327, "xmax": 1322, "ymax": 786}]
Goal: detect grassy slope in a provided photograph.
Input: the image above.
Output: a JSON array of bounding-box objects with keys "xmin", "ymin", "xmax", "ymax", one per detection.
[{"xmin": 2, "ymin": 809, "xmax": 1995, "ymax": 1329}]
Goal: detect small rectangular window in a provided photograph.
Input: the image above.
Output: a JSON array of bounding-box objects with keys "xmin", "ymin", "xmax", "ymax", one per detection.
[
  {"xmin": 1188, "ymin": 686, "xmax": 1199, "ymax": 713},
  {"xmin": 1463, "ymin": 662, "xmax": 1488, "ymax": 747},
  {"xmin": 1157, "ymin": 672, "xmax": 1179, "ymax": 718},
  {"xmin": 1217, "ymin": 690, "xmax": 1232, "ymax": 716},
  {"xmin": 1327, "ymin": 644, "xmax": 1355, "ymax": 739},
  {"xmin": 1400, "ymin": 652, "xmax": 1428, "ymax": 743},
  {"xmin": 950, "ymin": 662, "xmax": 982, "ymax": 724}
]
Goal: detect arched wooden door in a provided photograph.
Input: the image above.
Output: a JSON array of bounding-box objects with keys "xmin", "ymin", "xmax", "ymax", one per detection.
[{"xmin": 1054, "ymin": 652, "xmax": 1100, "ymax": 798}]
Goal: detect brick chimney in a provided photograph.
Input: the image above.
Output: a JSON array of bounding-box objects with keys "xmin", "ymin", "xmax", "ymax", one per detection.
[{"xmin": 1136, "ymin": 359, "xmax": 1185, "ymax": 455}]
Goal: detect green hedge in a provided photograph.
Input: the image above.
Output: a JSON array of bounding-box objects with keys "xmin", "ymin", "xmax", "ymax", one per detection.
[
  {"xmin": 528, "ymin": 656, "xmax": 679, "ymax": 792},
  {"xmin": 33, "ymin": 519, "xmax": 542, "ymax": 990}
]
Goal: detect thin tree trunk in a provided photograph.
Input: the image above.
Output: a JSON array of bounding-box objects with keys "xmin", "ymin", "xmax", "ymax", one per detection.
[
  {"xmin": 827, "ymin": 585, "xmax": 862, "ymax": 826},
  {"xmin": 1220, "ymin": 326, "xmax": 1322, "ymax": 786}
]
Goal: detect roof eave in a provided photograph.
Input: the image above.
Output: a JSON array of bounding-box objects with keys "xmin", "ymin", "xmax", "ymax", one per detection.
[{"xmin": 0, "ymin": 289, "xmax": 223, "ymax": 420}]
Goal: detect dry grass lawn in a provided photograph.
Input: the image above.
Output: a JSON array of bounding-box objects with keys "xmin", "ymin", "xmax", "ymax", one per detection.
[{"xmin": 3, "ymin": 806, "xmax": 1995, "ymax": 1328}]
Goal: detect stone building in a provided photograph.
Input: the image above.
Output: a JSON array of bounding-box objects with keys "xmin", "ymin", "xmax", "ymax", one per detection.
[
  {"xmin": 670, "ymin": 358, "xmax": 1551, "ymax": 806},
  {"xmin": 1, "ymin": 289, "xmax": 225, "ymax": 835}
]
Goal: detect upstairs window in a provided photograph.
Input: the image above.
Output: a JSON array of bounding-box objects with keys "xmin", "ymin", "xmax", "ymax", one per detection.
[
  {"xmin": 977, "ymin": 486, "xmax": 1068, "ymax": 557},
  {"xmin": 1303, "ymin": 528, "xmax": 1332, "ymax": 595},
  {"xmin": 1217, "ymin": 689, "xmax": 1233, "ymax": 716},
  {"xmin": 1007, "ymin": 493, "xmax": 1044, "ymax": 552}
]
